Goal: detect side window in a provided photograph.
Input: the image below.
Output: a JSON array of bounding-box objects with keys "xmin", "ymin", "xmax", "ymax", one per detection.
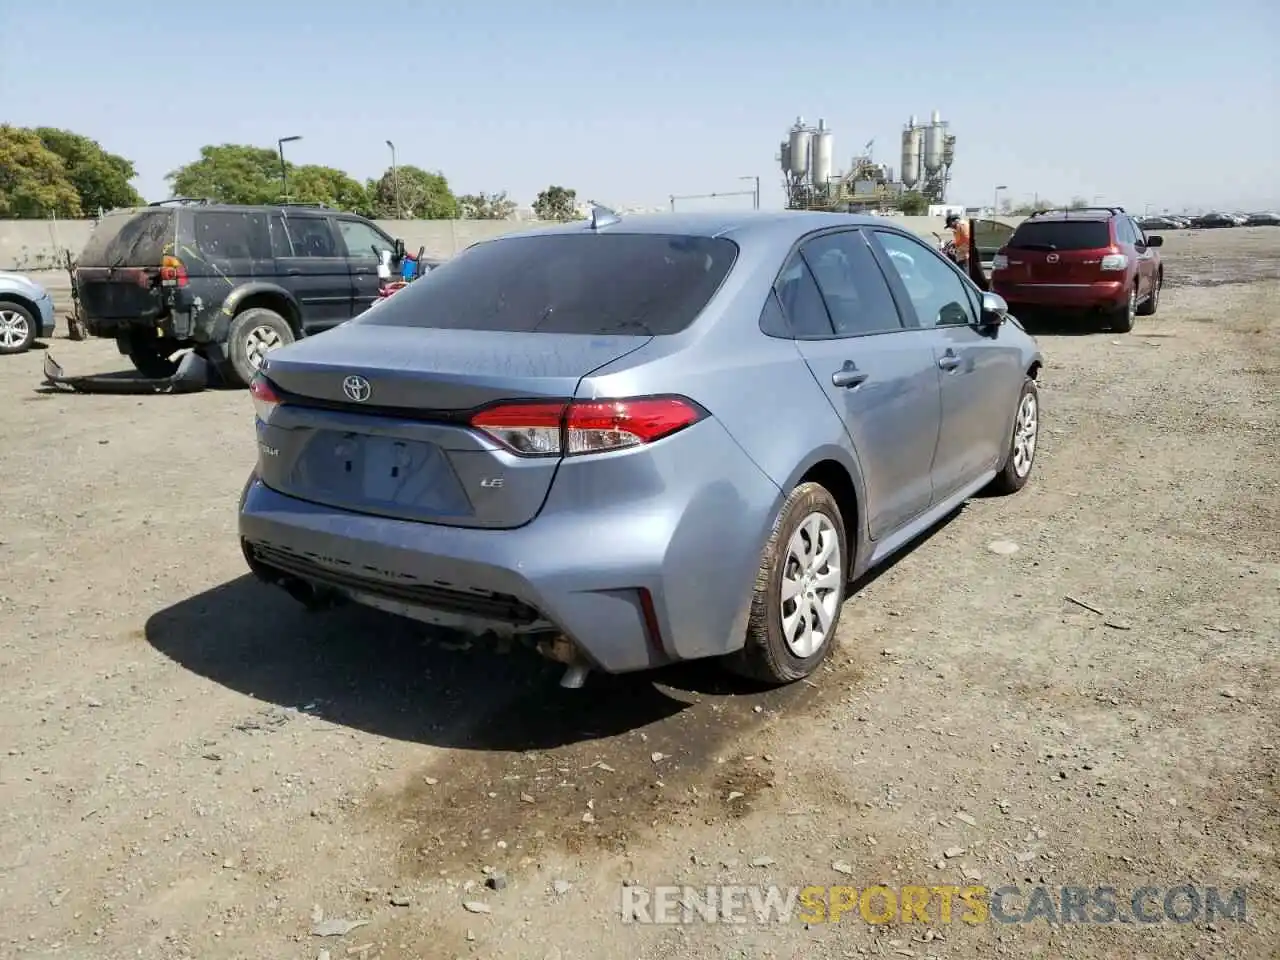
[
  {"xmin": 800, "ymin": 231, "xmax": 903, "ymax": 337},
  {"xmin": 193, "ymin": 212, "xmax": 272, "ymax": 260},
  {"xmin": 284, "ymin": 217, "xmax": 339, "ymax": 258},
  {"xmin": 773, "ymin": 252, "xmax": 834, "ymax": 338},
  {"xmin": 1128, "ymin": 218, "xmax": 1147, "ymax": 247},
  {"xmin": 873, "ymin": 231, "xmax": 975, "ymax": 329},
  {"xmin": 268, "ymin": 214, "xmax": 293, "ymax": 257},
  {"xmin": 336, "ymin": 219, "xmax": 394, "ymax": 262}
]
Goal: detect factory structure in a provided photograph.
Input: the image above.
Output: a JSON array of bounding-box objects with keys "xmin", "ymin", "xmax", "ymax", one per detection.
[{"xmin": 778, "ymin": 110, "xmax": 956, "ymax": 212}]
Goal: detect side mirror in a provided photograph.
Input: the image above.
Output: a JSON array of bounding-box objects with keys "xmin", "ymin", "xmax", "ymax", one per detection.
[
  {"xmin": 1145, "ymin": 234, "xmax": 1163, "ymax": 247},
  {"xmin": 393, "ymin": 238, "xmax": 406, "ymax": 260},
  {"xmin": 979, "ymin": 291, "xmax": 1008, "ymax": 327}
]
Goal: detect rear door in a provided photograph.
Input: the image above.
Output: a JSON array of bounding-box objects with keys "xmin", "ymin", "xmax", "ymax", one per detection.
[
  {"xmin": 189, "ymin": 209, "xmax": 274, "ymax": 293},
  {"xmin": 870, "ymin": 228, "xmax": 1023, "ymax": 499},
  {"xmin": 781, "ymin": 230, "xmax": 941, "ymax": 539},
  {"xmin": 277, "ymin": 214, "xmax": 352, "ymax": 331},
  {"xmin": 333, "ymin": 217, "xmax": 398, "ymax": 316},
  {"xmin": 1002, "ymin": 218, "xmax": 1113, "ymax": 286},
  {"xmin": 74, "ymin": 209, "xmax": 175, "ymax": 322},
  {"xmin": 1124, "ymin": 216, "xmax": 1158, "ymax": 298}
]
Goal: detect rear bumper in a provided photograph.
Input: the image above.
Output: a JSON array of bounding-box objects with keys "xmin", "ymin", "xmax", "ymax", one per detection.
[
  {"xmin": 35, "ymin": 292, "xmax": 56, "ymax": 337},
  {"xmin": 237, "ymin": 419, "xmax": 784, "ymax": 674},
  {"xmin": 992, "ymin": 279, "xmax": 1127, "ymax": 311}
]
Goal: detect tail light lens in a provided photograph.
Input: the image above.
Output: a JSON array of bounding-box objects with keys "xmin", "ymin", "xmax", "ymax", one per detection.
[
  {"xmin": 159, "ymin": 255, "xmax": 188, "ymax": 287},
  {"xmin": 991, "ymin": 253, "xmax": 1009, "ymax": 271},
  {"xmin": 1100, "ymin": 253, "xmax": 1128, "ymax": 271},
  {"xmin": 470, "ymin": 396, "xmax": 707, "ymax": 457},
  {"xmin": 250, "ymin": 374, "xmax": 283, "ymax": 422}
]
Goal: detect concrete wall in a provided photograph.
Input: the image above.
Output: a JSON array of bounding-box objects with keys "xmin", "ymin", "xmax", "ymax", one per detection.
[{"xmin": 0, "ymin": 215, "xmax": 1026, "ymax": 271}]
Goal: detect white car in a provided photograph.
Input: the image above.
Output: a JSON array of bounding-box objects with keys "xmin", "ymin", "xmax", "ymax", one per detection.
[{"xmin": 0, "ymin": 271, "xmax": 57, "ymax": 355}]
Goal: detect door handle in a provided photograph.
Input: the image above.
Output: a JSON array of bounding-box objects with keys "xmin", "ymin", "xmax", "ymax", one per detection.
[
  {"xmin": 831, "ymin": 366, "xmax": 868, "ymax": 388},
  {"xmin": 937, "ymin": 351, "xmax": 961, "ymax": 371},
  {"xmin": 286, "ymin": 268, "xmax": 302, "ymax": 276}
]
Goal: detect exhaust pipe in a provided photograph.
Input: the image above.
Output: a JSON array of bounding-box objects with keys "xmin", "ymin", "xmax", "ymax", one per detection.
[
  {"xmin": 536, "ymin": 635, "xmax": 591, "ymax": 688},
  {"xmin": 278, "ymin": 576, "xmax": 342, "ymax": 612}
]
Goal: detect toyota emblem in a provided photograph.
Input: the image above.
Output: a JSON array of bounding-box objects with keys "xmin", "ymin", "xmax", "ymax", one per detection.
[
  {"xmin": 342, "ymin": 375, "xmax": 372, "ymax": 402},
  {"xmin": 1045, "ymin": 253, "xmax": 1060, "ymax": 263}
]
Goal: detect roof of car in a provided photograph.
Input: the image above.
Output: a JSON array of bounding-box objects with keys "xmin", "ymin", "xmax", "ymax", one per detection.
[
  {"xmin": 481, "ymin": 210, "xmax": 910, "ymax": 243},
  {"xmin": 1021, "ymin": 209, "xmax": 1117, "ymax": 223}
]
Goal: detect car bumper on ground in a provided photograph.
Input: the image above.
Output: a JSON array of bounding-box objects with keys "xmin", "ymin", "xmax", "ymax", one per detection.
[
  {"xmin": 992, "ymin": 279, "xmax": 1127, "ymax": 311},
  {"xmin": 237, "ymin": 419, "xmax": 783, "ymax": 674},
  {"xmin": 35, "ymin": 292, "xmax": 56, "ymax": 338}
]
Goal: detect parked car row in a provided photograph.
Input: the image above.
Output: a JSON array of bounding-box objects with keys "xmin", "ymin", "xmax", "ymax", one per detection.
[
  {"xmin": 237, "ymin": 208, "xmax": 1045, "ymax": 688},
  {"xmin": 1139, "ymin": 211, "xmax": 1280, "ymax": 230}
]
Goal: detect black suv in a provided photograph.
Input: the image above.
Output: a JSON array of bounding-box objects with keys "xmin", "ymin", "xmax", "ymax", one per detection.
[{"xmin": 74, "ymin": 200, "xmax": 407, "ymax": 386}]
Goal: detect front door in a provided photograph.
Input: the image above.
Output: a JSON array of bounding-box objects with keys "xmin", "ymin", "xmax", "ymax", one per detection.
[
  {"xmin": 334, "ymin": 217, "xmax": 398, "ymax": 317},
  {"xmin": 870, "ymin": 228, "xmax": 1022, "ymax": 500},
  {"xmin": 775, "ymin": 232, "xmax": 942, "ymax": 540},
  {"xmin": 276, "ymin": 214, "xmax": 352, "ymax": 332}
]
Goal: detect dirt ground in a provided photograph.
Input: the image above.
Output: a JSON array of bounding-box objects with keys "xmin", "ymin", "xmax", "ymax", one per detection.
[{"xmin": 1, "ymin": 228, "xmax": 1277, "ymax": 960}]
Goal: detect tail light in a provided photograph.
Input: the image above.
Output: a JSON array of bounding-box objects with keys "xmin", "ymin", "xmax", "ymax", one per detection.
[
  {"xmin": 991, "ymin": 253, "xmax": 1009, "ymax": 271},
  {"xmin": 1100, "ymin": 253, "xmax": 1128, "ymax": 271},
  {"xmin": 470, "ymin": 396, "xmax": 707, "ymax": 457},
  {"xmin": 250, "ymin": 374, "xmax": 283, "ymax": 422},
  {"xmin": 159, "ymin": 255, "xmax": 188, "ymax": 287}
]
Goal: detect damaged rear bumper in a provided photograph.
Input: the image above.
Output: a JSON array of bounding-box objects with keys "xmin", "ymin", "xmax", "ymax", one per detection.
[{"xmin": 42, "ymin": 351, "xmax": 209, "ymax": 394}]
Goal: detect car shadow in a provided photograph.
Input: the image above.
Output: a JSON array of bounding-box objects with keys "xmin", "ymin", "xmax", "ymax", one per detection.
[
  {"xmin": 146, "ymin": 508, "xmax": 964, "ymax": 745},
  {"xmin": 1017, "ymin": 313, "xmax": 1116, "ymax": 337}
]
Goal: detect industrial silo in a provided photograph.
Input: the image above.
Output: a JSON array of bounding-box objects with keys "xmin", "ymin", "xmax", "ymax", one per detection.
[
  {"xmin": 900, "ymin": 117, "xmax": 922, "ymax": 188},
  {"xmin": 811, "ymin": 119, "xmax": 834, "ymax": 190},
  {"xmin": 788, "ymin": 118, "xmax": 812, "ymax": 178},
  {"xmin": 923, "ymin": 109, "xmax": 947, "ymax": 175}
]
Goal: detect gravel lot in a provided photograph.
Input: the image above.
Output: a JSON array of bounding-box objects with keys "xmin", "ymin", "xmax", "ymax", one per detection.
[{"xmin": 1, "ymin": 228, "xmax": 1277, "ymax": 959}]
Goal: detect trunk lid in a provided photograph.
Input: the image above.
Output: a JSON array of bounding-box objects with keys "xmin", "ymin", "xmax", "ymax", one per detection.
[
  {"xmin": 1002, "ymin": 218, "xmax": 1113, "ymax": 284},
  {"xmin": 74, "ymin": 209, "xmax": 176, "ymax": 321},
  {"xmin": 255, "ymin": 323, "xmax": 651, "ymax": 529}
]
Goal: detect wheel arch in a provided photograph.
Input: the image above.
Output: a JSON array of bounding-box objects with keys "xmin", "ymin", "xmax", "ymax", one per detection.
[
  {"xmin": 776, "ymin": 446, "xmax": 868, "ymax": 577},
  {"xmin": 221, "ymin": 283, "xmax": 303, "ymax": 338}
]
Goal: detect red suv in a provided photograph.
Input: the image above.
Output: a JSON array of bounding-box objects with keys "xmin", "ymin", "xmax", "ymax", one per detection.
[{"xmin": 989, "ymin": 207, "xmax": 1164, "ymax": 332}]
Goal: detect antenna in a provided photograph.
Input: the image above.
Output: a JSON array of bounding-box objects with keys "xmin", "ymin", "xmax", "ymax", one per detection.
[{"xmin": 587, "ymin": 202, "xmax": 621, "ymax": 230}]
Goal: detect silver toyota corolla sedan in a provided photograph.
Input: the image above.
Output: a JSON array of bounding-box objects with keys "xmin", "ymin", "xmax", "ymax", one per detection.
[{"xmin": 238, "ymin": 210, "xmax": 1043, "ymax": 687}]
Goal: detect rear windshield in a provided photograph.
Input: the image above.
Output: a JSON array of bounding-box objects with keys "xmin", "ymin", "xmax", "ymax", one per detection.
[
  {"xmin": 78, "ymin": 210, "xmax": 173, "ymax": 266},
  {"xmin": 357, "ymin": 233, "xmax": 738, "ymax": 336},
  {"xmin": 1008, "ymin": 220, "xmax": 1110, "ymax": 251}
]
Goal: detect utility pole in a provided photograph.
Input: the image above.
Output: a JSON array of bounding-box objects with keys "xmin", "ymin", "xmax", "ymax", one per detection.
[
  {"xmin": 277, "ymin": 135, "xmax": 302, "ymax": 200},
  {"xmin": 386, "ymin": 140, "xmax": 401, "ymax": 218},
  {"xmin": 740, "ymin": 175, "xmax": 760, "ymax": 210}
]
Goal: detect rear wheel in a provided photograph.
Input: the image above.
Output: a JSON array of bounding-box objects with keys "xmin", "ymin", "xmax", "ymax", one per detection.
[
  {"xmin": 985, "ymin": 377, "xmax": 1040, "ymax": 495},
  {"xmin": 1111, "ymin": 284, "xmax": 1137, "ymax": 332},
  {"xmin": 0, "ymin": 301, "xmax": 36, "ymax": 355},
  {"xmin": 1136, "ymin": 272, "xmax": 1161, "ymax": 316},
  {"xmin": 225, "ymin": 308, "xmax": 295, "ymax": 387},
  {"xmin": 727, "ymin": 482, "xmax": 847, "ymax": 684},
  {"xmin": 126, "ymin": 335, "xmax": 181, "ymax": 378}
]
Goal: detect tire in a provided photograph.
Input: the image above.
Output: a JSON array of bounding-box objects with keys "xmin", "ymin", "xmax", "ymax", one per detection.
[
  {"xmin": 985, "ymin": 377, "xmax": 1040, "ymax": 495},
  {"xmin": 1111, "ymin": 284, "xmax": 1137, "ymax": 332},
  {"xmin": 1136, "ymin": 272, "xmax": 1161, "ymax": 316},
  {"xmin": 127, "ymin": 336, "xmax": 182, "ymax": 378},
  {"xmin": 225, "ymin": 308, "xmax": 295, "ymax": 388},
  {"xmin": 727, "ymin": 482, "xmax": 848, "ymax": 684},
  {"xmin": 0, "ymin": 300, "xmax": 37, "ymax": 355}
]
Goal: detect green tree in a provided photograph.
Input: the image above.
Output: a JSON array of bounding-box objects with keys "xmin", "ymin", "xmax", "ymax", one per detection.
[
  {"xmin": 368, "ymin": 165, "xmax": 457, "ymax": 219},
  {"xmin": 35, "ymin": 128, "xmax": 142, "ymax": 214},
  {"xmin": 1067, "ymin": 196, "xmax": 1090, "ymax": 210},
  {"xmin": 166, "ymin": 144, "xmax": 286, "ymax": 204},
  {"xmin": 458, "ymin": 190, "xmax": 517, "ymax": 220},
  {"xmin": 897, "ymin": 190, "xmax": 928, "ymax": 215},
  {"xmin": 0, "ymin": 125, "xmax": 81, "ymax": 218},
  {"xmin": 290, "ymin": 165, "xmax": 370, "ymax": 214},
  {"xmin": 533, "ymin": 185, "xmax": 582, "ymax": 221},
  {"xmin": 1008, "ymin": 198, "xmax": 1053, "ymax": 215}
]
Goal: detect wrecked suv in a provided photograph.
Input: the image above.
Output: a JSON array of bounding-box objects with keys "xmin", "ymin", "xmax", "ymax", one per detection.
[{"xmin": 74, "ymin": 201, "xmax": 406, "ymax": 386}]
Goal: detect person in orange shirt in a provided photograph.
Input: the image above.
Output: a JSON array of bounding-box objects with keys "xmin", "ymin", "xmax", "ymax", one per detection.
[{"xmin": 945, "ymin": 213, "xmax": 970, "ymax": 268}]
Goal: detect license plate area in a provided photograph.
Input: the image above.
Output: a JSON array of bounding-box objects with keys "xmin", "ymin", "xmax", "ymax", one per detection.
[{"xmin": 291, "ymin": 431, "xmax": 472, "ymax": 518}]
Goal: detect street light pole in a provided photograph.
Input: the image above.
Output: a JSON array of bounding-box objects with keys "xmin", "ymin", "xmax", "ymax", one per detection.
[
  {"xmin": 740, "ymin": 175, "xmax": 760, "ymax": 210},
  {"xmin": 993, "ymin": 184, "xmax": 1007, "ymax": 216},
  {"xmin": 277, "ymin": 135, "xmax": 302, "ymax": 200},
  {"xmin": 386, "ymin": 140, "xmax": 400, "ymax": 219}
]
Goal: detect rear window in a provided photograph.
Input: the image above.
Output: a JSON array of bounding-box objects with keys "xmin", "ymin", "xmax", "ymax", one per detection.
[
  {"xmin": 1008, "ymin": 220, "xmax": 1111, "ymax": 251},
  {"xmin": 78, "ymin": 210, "xmax": 173, "ymax": 266},
  {"xmin": 357, "ymin": 233, "xmax": 738, "ymax": 336},
  {"xmin": 194, "ymin": 211, "xmax": 273, "ymax": 260}
]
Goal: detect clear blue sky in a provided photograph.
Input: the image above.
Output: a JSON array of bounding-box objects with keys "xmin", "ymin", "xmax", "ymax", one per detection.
[{"xmin": 5, "ymin": 0, "xmax": 1277, "ymax": 212}]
